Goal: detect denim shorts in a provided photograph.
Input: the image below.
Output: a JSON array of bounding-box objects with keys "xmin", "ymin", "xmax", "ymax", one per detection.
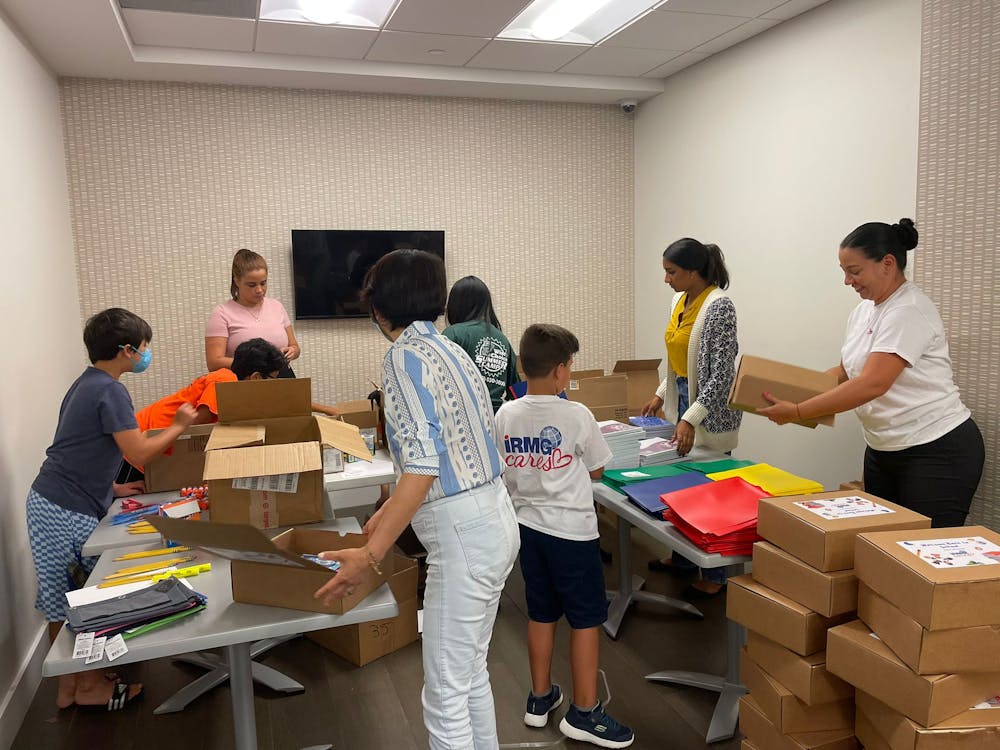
[{"xmin": 518, "ymin": 524, "xmax": 608, "ymax": 630}]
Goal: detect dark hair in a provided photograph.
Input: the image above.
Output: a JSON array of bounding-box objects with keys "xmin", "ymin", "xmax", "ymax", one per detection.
[
  {"xmin": 83, "ymin": 308, "xmax": 153, "ymax": 364},
  {"xmin": 446, "ymin": 276, "xmax": 502, "ymax": 329},
  {"xmin": 361, "ymin": 249, "xmax": 447, "ymax": 330},
  {"xmin": 231, "ymin": 248, "xmax": 268, "ymax": 300},
  {"xmin": 663, "ymin": 238, "xmax": 730, "ymax": 290},
  {"xmin": 518, "ymin": 324, "xmax": 580, "ymax": 379},
  {"xmin": 231, "ymin": 338, "xmax": 287, "ymax": 380},
  {"xmin": 840, "ymin": 218, "xmax": 918, "ymax": 271}
]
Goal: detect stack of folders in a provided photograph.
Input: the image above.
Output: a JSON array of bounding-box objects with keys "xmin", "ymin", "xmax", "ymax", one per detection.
[
  {"xmin": 66, "ymin": 578, "xmax": 207, "ymax": 640},
  {"xmin": 638, "ymin": 437, "xmax": 679, "ymax": 465},
  {"xmin": 628, "ymin": 415, "xmax": 674, "ymax": 440},
  {"xmin": 621, "ymin": 471, "xmax": 711, "ymax": 517},
  {"xmin": 660, "ymin": 476, "xmax": 769, "ymax": 556},
  {"xmin": 597, "ymin": 420, "xmax": 644, "ymax": 469}
]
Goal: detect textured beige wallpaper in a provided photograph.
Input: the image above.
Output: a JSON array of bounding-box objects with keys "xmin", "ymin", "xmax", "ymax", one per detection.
[
  {"xmin": 60, "ymin": 80, "xmax": 634, "ymax": 411},
  {"xmin": 915, "ymin": 0, "xmax": 998, "ymax": 526}
]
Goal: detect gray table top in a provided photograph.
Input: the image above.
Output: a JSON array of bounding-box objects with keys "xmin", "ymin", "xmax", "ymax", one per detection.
[
  {"xmin": 46, "ymin": 517, "xmax": 398, "ymax": 676},
  {"xmin": 323, "ymin": 448, "xmax": 397, "ymax": 492}
]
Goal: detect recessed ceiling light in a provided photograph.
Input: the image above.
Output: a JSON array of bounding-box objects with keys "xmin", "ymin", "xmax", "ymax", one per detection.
[
  {"xmin": 259, "ymin": 0, "xmax": 396, "ymax": 29},
  {"xmin": 499, "ymin": 0, "xmax": 661, "ymax": 45}
]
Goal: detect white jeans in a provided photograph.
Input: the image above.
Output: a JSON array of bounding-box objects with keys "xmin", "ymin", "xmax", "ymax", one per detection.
[{"xmin": 410, "ymin": 478, "xmax": 519, "ymax": 750}]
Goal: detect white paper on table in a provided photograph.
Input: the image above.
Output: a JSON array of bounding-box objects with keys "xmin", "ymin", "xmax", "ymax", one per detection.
[{"xmin": 65, "ymin": 575, "xmax": 191, "ymax": 608}]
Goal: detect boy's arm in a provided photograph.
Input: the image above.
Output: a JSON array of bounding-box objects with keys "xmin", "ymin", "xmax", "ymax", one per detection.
[
  {"xmin": 589, "ymin": 467, "xmax": 605, "ymax": 480},
  {"xmin": 192, "ymin": 405, "xmax": 216, "ymax": 425},
  {"xmin": 114, "ymin": 403, "xmax": 198, "ymax": 466}
]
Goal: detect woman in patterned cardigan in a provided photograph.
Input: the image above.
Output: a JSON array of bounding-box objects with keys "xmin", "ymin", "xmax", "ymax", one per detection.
[{"xmin": 641, "ymin": 237, "xmax": 743, "ymax": 597}]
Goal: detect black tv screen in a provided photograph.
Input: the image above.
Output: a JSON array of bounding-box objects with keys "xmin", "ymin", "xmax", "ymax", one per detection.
[{"xmin": 291, "ymin": 230, "xmax": 445, "ymax": 319}]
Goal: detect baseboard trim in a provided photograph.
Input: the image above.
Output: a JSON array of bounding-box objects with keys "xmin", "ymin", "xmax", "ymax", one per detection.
[{"xmin": 0, "ymin": 624, "xmax": 47, "ymax": 749}]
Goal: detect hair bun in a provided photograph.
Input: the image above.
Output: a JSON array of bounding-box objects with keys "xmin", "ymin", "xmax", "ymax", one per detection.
[{"xmin": 893, "ymin": 218, "xmax": 919, "ymax": 251}]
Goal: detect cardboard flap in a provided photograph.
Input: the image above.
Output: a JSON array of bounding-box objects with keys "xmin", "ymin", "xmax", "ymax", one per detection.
[
  {"xmin": 148, "ymin": 515, "xmax": 315, "ymax": 569},
  {"xmin": 316, "ymin": 417, "xmax": 373, "ymax": 461},
  {"xmin": 216, "ymin": 378, "xmax": 312, "ymax": 421},
  {"xmin": 205, "ymin": 424, "xmax": 266, "ymax": 451},
  {"xmin": 612, "ymin": 359, "xmax": 661, "ymax": 373},
  {"xmin": 203, "ymin": 441, "xmax": 322, "ymax": 480}
]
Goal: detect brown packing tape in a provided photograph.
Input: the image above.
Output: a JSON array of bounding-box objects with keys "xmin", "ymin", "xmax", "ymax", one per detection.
[{"xmin": 249, "ymin": 490, "xmax": 279, "ymax": 530}]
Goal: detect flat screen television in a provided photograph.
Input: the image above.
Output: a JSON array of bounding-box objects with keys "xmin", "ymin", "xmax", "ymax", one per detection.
[{"xmin": 291, "ymin": 230, "xmax": 445, "ymax": 319}]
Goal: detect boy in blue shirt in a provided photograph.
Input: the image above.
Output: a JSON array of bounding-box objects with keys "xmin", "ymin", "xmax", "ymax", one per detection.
[
  {"xmin": 496, "ymin": 324, "xmax": 634, "ymax": 748},
  {"xmin": 27, "ymin": 308, "xmax": 196, "ymax": 710}
]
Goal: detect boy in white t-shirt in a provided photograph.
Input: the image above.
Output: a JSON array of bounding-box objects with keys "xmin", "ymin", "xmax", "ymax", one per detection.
[{"xmin": 496, "ymin": 324, "xmax": 634, "ymax": 749}]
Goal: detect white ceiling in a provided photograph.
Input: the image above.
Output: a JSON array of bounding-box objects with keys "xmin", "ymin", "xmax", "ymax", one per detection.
[{"xmin": 0, "ymin": 0, "xmax": 831, "ymax": 104}]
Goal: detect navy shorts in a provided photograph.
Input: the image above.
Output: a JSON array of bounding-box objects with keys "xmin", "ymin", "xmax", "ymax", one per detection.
[{"xmin": 518, "ymin": 524, "xmax": 608, "ymax": 630}]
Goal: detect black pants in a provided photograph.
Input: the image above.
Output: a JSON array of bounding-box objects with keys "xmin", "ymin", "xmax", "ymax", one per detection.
[{"xmin": 864, "ymin": 418, "xmax": 985, "ymax": 528}]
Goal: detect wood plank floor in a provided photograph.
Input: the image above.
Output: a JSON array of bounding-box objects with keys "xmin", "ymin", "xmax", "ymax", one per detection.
[{"xmin": 13, "ymin": 521, "xmax": 744, "ymax": 750}]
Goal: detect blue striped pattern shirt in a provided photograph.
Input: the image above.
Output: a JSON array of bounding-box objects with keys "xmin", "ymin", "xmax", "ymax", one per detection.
[{"xmin": 382, "ymin": 320, "xmax": 503, "ymax": 502}]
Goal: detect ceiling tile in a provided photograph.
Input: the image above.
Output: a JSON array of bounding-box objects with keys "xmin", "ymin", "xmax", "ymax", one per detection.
[
  {"xmin": 654, "ymin": 0, "xmax": 786, "ymax": 17},
  {"xmin": 641, "ymin": 50, "xmax": 710, "ymax": 78},
  {"xmin": 365, "ymin": 30, "xmax": 489, "ymax": 66},
  {"xmin": 122, "ymin": 8, "xmax": 256, "ymax": 51},
  {"xmin": 694, "ymin": 17, "xmax": 780, "ymax": 55},
  {"xmin": 386, "ymin": 0, "xmax": 530, "ymax": 37},
  {"xmin": 255, "ymin": 21, "xmax": 378, "ymax": 60},
  {"xmin": 605, "ymin": 10, "xmax": 746, "ymax": 51},
  {"xmin": 760, "ymin": 0, "xmax": 832, "ymax": 21},
  {"xmin": 465, "ymin": 40, "xmax": 584, "ymax": 73},
  {"xmin": 119, "ymin": 0, "xmax": 257, "ymax": 18},
  {"xmin": 559, "ymin": 45, "xmax": 682, "ymax": 77}
]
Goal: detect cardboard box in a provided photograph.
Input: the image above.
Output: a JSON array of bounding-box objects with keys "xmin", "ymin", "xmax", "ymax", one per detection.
[
  {"xmin": 839, "ymin": 480, "xmax": 864, "ymax": 492},
  {"xmin": 566, "ymin": 371, "xmax": 629, "ymax": 422},
  {"xmin": 739, "ymin": 695, "xmax": 859, "ymax": 750},
  {"xmin": 857, "ymin": 690, "xmax": 1000, "ymax": 750},
  {"xmin": 611, "ymin": 359, "xmax": 662, "ymax": 416},
  {"xmin": 741, "ymin": 648, "xmax": 853, "ymax": 732},
  {"xmin": 757, "ymin": 492, "xmax": 931, "ymax": 572},
  {"xmin": 753, "ymin": 541, "xmax": 858, "ymax": 617},
  {"xmin": 854, "ymin": 526, "xmax": 1000, "ymax": 631},
  {"xmin": 857, "ymin": 583, "xmax": 1000, "ymax": 675},
  {"xmin": 855, "ymin": 708, "xmax": 893, "ymax": 750},
  {"xmin": 149, "ymin": 515, "xmax": 390, "ymax": 614},
  {"xmin": 728, "ymin": 355, "xmax": 838, "ymax": 428},
  {"xmin": 143, "ymin": 424, "xmax": 215, "ymax": 492},
  {"xmin": 727, "ymin": 575, "xmax": 853, "ymax": 656},
  {"xmin": 742, "ymin": 742, "xmax": 760, "ymax": 750},
  {"xmin": 826, "ymin": 620, "xmax": 1000, "ymax": 726},
  {"xmin": 204, "ymin": 379, "xmax": 371, "ymax": 529},
  {"xmin": 746, "ymin": 631, "xmax": 854, "ymax": 706},
  {"xmin": 308, "ymin": 553, "xmax": 420, "ymax": 666}
]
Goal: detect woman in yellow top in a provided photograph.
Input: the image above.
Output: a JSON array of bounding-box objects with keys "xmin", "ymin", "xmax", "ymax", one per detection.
[{"xmin": 640, "ymin": 237, "xmax": 743, "ymax": 597}]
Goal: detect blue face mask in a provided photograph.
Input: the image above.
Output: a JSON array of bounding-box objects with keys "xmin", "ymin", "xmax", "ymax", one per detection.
[
  {"xmin": 370, "ymin": 313, "xmax": 393, "ymax": 343},
  {"xmin": 120, "ymin": 345, "xmax": 152, "ymax": 373}
]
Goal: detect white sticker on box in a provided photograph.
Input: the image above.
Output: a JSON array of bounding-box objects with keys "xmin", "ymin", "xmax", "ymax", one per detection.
[
  {"xmin": 73, "ymin": 632, "xmax": 95, "ymax": 659},
  {"xmin": 971, "ymin": 695, "xmax": 1000, "ymax": 710},
  {"xmin": 232, "ymin": 472, "xmax": 300, "ymax": 494},
  {"xmin": 104, "ymin": 634, "xmax": 128, "ymax": 662},
  {"xmin": 794, "ymin": 496, "xmax": 895, "ymax": 520},
  {"xmin": 897, "ymin": 536, "xmax": 1000, "ymax": 568},
  {"xmin": 85, "ymin": 636, "xmax": 108, "ymax": 664}
]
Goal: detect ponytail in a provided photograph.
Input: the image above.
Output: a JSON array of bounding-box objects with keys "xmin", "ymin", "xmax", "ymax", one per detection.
[{"xmin": 663, "ymin": 238, "xmax": 730, "ymax": 290}]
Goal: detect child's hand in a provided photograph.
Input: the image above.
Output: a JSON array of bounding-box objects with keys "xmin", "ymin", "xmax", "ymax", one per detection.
[{"xmin": 173, "ymin": 403, "xmax": 198, "ymax": 428}]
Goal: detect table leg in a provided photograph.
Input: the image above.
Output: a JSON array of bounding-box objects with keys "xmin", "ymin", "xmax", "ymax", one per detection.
[
  {"xmin": 227, "ymin": 642, "xmax": 257, "ymax": 750},
  {"xmin": 603, "ymin": 516, "xmax": 703, "ymax": 639}
]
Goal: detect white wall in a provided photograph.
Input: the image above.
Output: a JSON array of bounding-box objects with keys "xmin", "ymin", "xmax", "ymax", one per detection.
[
  {"xmin": 634, "ymin": 0, "xmax": 921, "ymax": 489},
  {"xmin": 0, "ymin": 10, "xmax": 82, "ymax": 745}
]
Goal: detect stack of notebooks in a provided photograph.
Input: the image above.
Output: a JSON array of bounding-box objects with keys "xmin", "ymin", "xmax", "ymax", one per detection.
[
  {"xmin": 638, "ymin": 437, "xmax": 679, "ymax": 466},
  {"xmin": 660, "ymin": 476, "xmax": 768, "ymax": 555},
  {"xmin": 597, "ymin": 420, "xmax": 644, "ymax": 469},
  {"xmin": 65, "ymin": 577, "xmax": 207, "ymax": 640},
  {"xmin": 620, "ymin": 470, "xmax": 711, "ymax": 516},
  {"xmin": 628, "ymin": 415, "xmax": 674, "ymax": 440}
]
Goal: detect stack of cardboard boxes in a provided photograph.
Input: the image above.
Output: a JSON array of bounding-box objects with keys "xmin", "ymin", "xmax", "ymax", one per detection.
[
  {"xmin": 827, "ymin": 526, "xmax": 1000, "ymax": 748},
  {"xmin": 727, "ymin": 491, "xmax": 931, "ymax": 749}
]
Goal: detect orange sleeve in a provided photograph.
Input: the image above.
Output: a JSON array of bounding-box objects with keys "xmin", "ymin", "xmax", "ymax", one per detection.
[{"xmin": 196, "ymin": 369, "xmax": 238, "ymax": 418}]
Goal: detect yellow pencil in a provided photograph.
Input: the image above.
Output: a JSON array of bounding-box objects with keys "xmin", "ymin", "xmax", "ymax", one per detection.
[
  {"xmin": 113, "ymin": 546, "xmax": 191, "ymax": 561},
  {"xmin": 104, "ymin": 556, "xmax": 195, "ymax": 579},
  {"xmin": 97, "ymin": 563, "xmax": 211, "ymax": 589}
]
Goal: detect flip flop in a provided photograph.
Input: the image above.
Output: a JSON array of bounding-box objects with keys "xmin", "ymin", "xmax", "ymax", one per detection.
[{"xmin": 77, "ymin": 682, "xmax": 143, "ymax": 711}]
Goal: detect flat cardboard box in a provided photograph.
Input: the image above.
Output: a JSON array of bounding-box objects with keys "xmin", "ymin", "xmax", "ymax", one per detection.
[
  {"xmin": 741, "ymin": 648, "xmax": 853, "ymax": 732},
  {"xmin": 728, "ymin": 355, "xmax": 837, "ymax": 428},
  {"xmin": 308, "ymin": 553, "xmax": 420, "ymax": 666},
  {"xmin": 566, "ymin": 372, "xmax": 629, "ymax": 422},
  {"xmin": 149, "ymin": 516, "xmax": 390, "ymax": 614},
  {"xmin": 746, "ymin": 631, "xmax": 854, "ymax": 706},
  {"xmin": 753, "ymin": 541, "xmax": 858, "ymax": 617},
  {"xmin": 205, "ymin": 379, "xmax": 371, "ymax": 529},
  {"xmin": 858, "ymin": 583, "xmax": 1000, "ymax": 675},
  {"xmin": 857, "ymin": 690, "xmax": 1000, "ymax": 750},
  {"xmin": 757, "ymin": 492, "xmax": 931, "ymax": 572},
  {"xmin": 143, "ymin": 424, "xmax": 215, "ymax": 492},
  {"xmin": 611, "ymin": 359, "xmax": 662, "ymax": 416},
  {"xmin": 825, "ymin": 620, "xmax": 1000, "ymax": 726},
  {"xmin": 854, "ymin": 526, "xmax": 1000, "ymax": 631},
  {"xmin": 739, "ymin": 695, "xmax": 859, "ymax": 750},
  {"xmin": 727, "ymin": 575, "xmax": 853, "ymax": 656}
]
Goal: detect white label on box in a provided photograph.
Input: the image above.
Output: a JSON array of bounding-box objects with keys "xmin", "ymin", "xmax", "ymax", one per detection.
[
  {"xmin": 104, "ymin": 634, "xmax": 128, "ymax": 662},
  {"xmin": 898, "ymin": 536, "xmax": 1000, "ymax": 568},
  {"xmin": 568, "ymin": 379, "xmax": 580, "ymax": 390},
  {"xmin": 73, "ymin": 632, "xmax": 95, "ymax": 659},
  {"xmin": 794, "ymin": 496, "xmax": 895, "ymax": 520},
  {"xmin": 972, "ymin": 695, "xmax": 1000, "ymax": 710},
  {"xmin": 322, "ymin": 446, "xmax": 344, "ymax": 474},
  {"xmin": 232, "ymin": 472, "xmax": 300, "ymax": 494},
  {"xmin": 85, "ymin": 636, "xmax": 107, "ymax": 664},
  {"xmin": 163, "ymin": 499, "xmax": 201, "ymax": 518}
]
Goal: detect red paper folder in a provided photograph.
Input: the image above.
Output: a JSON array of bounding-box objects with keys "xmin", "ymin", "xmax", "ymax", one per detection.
[{"xmin": 660, "ymin": 476, "xmax": 770, "ymax": 555}]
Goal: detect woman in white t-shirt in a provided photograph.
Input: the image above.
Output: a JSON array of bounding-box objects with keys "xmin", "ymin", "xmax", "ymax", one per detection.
[{"xmin": 760, "ymin": 219, "xmax": 984, "ymax": 527}]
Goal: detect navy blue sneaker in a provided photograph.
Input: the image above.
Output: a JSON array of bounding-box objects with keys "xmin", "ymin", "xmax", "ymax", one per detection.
[
  {"xmin": 559, "ymin": 702, "xmax": 634, "ymax": 748},
  {"xmin": 524, "ymin": 684, "xmax": 563, "ymax": 728}
]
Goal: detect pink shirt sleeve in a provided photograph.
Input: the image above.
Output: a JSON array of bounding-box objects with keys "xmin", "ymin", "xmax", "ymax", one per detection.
[{"xmin": 205, "ymin": 303, "xmax": 231, "ymax": 339}]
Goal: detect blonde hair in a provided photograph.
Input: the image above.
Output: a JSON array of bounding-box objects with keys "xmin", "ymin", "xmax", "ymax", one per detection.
[{"xmin": 230, "ymin": 248, "xmax": 268, "ymax": 300}]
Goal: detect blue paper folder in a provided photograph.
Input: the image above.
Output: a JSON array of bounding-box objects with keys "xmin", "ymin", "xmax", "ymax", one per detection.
[{"xmin": 622, "ymin": 473, "xmax": 712, "ymax": 517}]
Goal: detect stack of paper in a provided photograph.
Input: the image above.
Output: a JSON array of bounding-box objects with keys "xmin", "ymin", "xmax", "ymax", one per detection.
[
  {"xmin": 660, "ymin": 476, "xmax": 770, "ymax": 555},
  {"xmin": 597, "ymin": 420, "xmax": 644, "ymax": 469},
  {"xmin": 629, "ymin": 415, "xmax": 674, "ymax": 440},
  {"xmin": 602, "ymin": 464, "xmax": 690, "ymax": 492},
  {"xmin": 674, "ymin": 457, "xmax": 757, "ymax": 475},
  {"xmin": 622, "ymin": 472, "xmax": 712, "ymax": 516},
  {"xmin": 706, "ymin": 463, "xmax": 824, "ymax": 497},
  {"xmin": 638, "ymin": 438, "xmax": 679, "ymax": 466}
]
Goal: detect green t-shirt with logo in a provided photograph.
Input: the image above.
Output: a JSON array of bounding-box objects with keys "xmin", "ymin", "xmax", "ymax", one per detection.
[{"xmin": 441, "ymin": 321, "xmax": 519, "ymax": 412}]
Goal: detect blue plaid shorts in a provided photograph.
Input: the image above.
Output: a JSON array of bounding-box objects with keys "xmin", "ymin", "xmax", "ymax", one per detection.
[{"xmin": 26, "ymin": 489, "xmax": 100, "ymax": 621}]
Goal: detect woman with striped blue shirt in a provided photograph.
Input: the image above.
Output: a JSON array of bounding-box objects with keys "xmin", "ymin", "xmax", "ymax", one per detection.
[{"xmin": 314, "ymin": 249, "xmax": 519, "ymax": 750}]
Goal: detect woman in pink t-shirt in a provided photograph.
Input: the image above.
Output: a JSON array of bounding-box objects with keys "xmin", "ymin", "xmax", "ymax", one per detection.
[{"xmin": 205, "ymin": 248, "xmax": 301, "ymax": 376}]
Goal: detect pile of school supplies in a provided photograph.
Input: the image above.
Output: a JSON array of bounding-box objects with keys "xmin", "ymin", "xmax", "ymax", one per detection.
[
  {"xmin": 597, "ymin": 420, "xmax": 644, "ymax": 469},
  {"xmin": 628, "ymin": 415, "xmax": 674, "ymax": 440},
  {"xmin": 65, "ymin": 577, "xmax": 207, "ymax": 638},
  {"xmin": 112, "ymin": 502, "xmax": 164, "ymax": 526},
  {"xmin": 659, "ymin": 477, "xmax": 769, "ymax": 555},
  {"xmin": 638, "ymin": 437, "xmax": 678, "ymax": 465},
  {"xmin": 706, "ymin": 463, "xmax": 824, "ymax": 497},
  {"xmin": 621, "ymin": 470, "xmax": 711, "ymax": 516}
]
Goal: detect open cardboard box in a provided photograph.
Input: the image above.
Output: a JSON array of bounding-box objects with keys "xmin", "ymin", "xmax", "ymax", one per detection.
[
  {"xmin": 149, "ymin": 515, "xmax": 390, "ymax": 614},
  {"xmin": 611, "ymin": 359, "xmax": 662, "ymax": 417},
  {"xmin": 728, "ymin": 355, "xmax": 838, "ymax": 428},
  {"xmin": 204, "ymin": 379, "xmax": 371, "ymax": 529},
  {"xmin": 143, "ymin": 424, "xmax": 215, "ymax": 492},
  {"xmin": 565, "ymin": 369, "xmax": 629, "ymax": 422}
]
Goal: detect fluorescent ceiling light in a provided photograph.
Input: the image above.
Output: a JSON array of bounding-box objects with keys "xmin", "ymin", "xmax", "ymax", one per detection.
[
  {"xmin": 259, "ymin": 0, "xmax": 396, "ymax": 29},
  {"xmin": 500, "ymin": 0, "xmax": 661, "ymax": 45}
]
